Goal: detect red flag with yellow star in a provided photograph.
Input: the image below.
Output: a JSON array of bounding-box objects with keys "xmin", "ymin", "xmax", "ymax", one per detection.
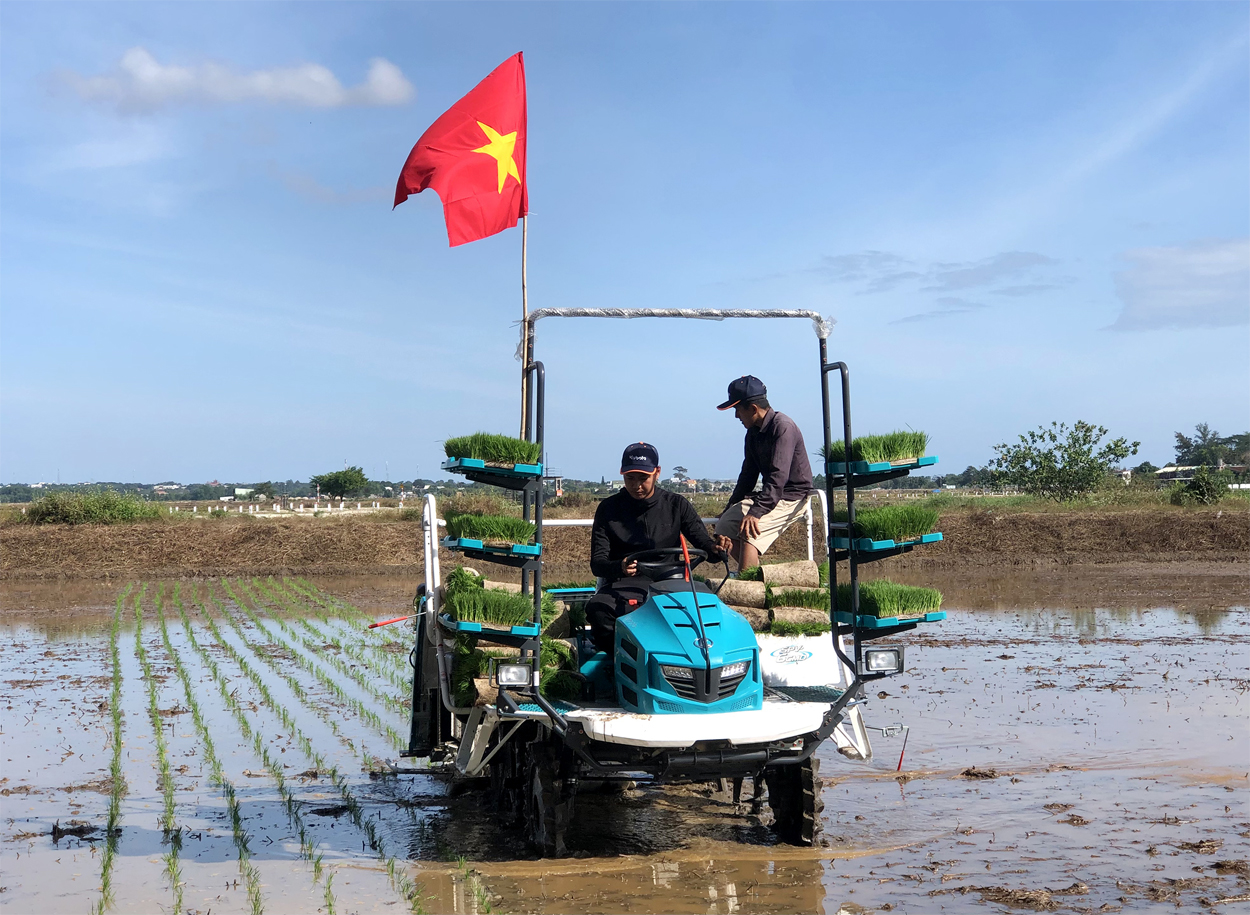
[{"xmin": 393, "ymin": 52, "xmax": 528, "ymax": 247}]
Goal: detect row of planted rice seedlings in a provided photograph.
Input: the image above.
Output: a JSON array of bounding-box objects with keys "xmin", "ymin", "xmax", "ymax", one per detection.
[
  {"xmin": 134, "ymin": 586, "xmax": 184, "ymax": 914},
  {"xmin": 220, "ymin": 579, "xmax": 408, "ymax": 752},
  {"xmin": 250, "ymin": 578, "xmax": 410, "ymax": 695},
  {"xmin": 157, "ymin": 585, "xmax": 338, "ymax": 910},
  {"xmin": 168, "ymin": 584, "xmax": 428, "ymax": 914},
  {"xmin": 154, "ymin": 587, "xmax": 265, "ymax": 915},
  {"xmin": 183, "ymin": 583, "xmax": 356, "ymax": 753},
  {"xmin": 224, "ymin": 580, "xmax": 409, "ymax": 749},
  {"xmin": 93, "ymin": 582, "xmax": 133, "ymax": 915},
  {"xmin": 277, "ymin": 578, "xmax": 414, "ymax": 681}
]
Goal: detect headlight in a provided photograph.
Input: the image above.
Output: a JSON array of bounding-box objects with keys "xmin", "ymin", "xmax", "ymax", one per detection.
[
  {"xmin": 660, "ymin": 664, "xmax": 695, "ymax": 681},
  {"xmin": 720, "ymin": 661, "xmax": 749, "ymax": 678},
  {"xmin": 494, "ymin": 663, "xmax": 532, "ymax": 687},
  {"xmin": 859, "ymin": 647, "xmax": 904, "ymax": 675}
]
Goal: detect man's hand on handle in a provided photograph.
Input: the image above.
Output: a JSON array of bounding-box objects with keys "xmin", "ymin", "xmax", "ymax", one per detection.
[
  {"xmin": 739, "ymin": 513, "xmax": 761, "ymax": 541},
  {"xmin": 621, "ymin": 557, "xmax": 639, "ymax": 576}
]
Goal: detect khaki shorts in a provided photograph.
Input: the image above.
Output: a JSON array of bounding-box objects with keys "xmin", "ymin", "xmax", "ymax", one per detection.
[{"xmin": 715, "ymin": 497, "xmax": 808, "ymax": 555}]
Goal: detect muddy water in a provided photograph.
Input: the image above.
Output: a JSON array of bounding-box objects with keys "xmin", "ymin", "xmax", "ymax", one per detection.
[{"xmin": 1, "ymin": 578, "xmax": 1247, "ymax": 914}]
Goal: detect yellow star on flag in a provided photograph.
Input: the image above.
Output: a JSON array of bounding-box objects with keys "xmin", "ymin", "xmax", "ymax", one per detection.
[{"xmin": 472, "ymin": 121, "xmax": 521, "ymax": 193}]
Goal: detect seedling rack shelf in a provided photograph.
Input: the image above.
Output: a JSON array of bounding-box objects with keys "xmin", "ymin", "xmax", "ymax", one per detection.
[
  {"xmin": 820, "ymin": 356, "xmax": 946, "ymax": 694},
  {"xmin": 830, "ymin": 532, "xmax": 943, "ymax": 552},
  {"xmin": 834, "ymin": 610, "xmax": 947, "ymax": 630},
  {"xmin": 440, "ymin": 536, "xmax": 542, "ymax": 558},
  {"xmin": 826, "ymin": 455, "xmax": 938, "ymax": 476},
  {"xmin": 437, "ymin": 613, "xmax": 541, "ymax": 641},
  {"xmin": 441, "ymin": 457, "xmax": 544, "ymax": 492}
]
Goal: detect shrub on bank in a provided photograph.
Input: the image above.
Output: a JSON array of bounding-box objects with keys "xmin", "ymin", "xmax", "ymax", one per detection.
[{"xmin": 23, "ymin": 491, "xmax": 162, "ymax": 525}]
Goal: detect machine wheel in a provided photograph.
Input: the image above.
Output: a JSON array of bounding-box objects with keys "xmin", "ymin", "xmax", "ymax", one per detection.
[
  {"xmin": 765, "ymin": 756, "xmax": 823, "ymax": 846},
  {"xmin": 523, "ymin": 739, "xmax": 575, "ymax": 857},
  {"xmin": 488, "ymin": 725, "xmax": 531, "ymax": 826}
]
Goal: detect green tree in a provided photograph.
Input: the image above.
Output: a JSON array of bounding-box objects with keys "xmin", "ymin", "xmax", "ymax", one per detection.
[
  {"xmin": 1174, "ymin": 423, "xmax": 1228, "ymax": 466},
  {"xmin": 990, "ymin": 421, "xmax": 1139, "ymax": 502},
  {"xmin": 1133, "ymin": 461, "xmax": 1158, "ymax": 475},
  {"xmin": 310, "ymin": 466, "xmax": 369, "ymax": 499}
]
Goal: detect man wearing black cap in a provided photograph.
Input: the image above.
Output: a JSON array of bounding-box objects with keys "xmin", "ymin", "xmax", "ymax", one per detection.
[
  {"xmin": 714, "ymin": 375, "xmax": 814, "ymax": 571},
  {"xmin": 585, "ymin": 442, "xmax": 728, "ymax": 654}
]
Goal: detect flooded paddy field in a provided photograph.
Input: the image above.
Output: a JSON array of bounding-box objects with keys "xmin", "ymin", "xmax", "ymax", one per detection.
[{"xmin": 1, "ymin": 576, "xmax": 1246, "ymax": 914}]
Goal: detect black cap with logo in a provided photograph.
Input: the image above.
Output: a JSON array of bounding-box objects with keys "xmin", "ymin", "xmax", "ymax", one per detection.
[
  {"xmin": 717, "ymin": 375, "xmax": 767, "ymax": 411},
  {"xmin": 620, "ymin": 442, "xmax": 660, "ymax": 474}
]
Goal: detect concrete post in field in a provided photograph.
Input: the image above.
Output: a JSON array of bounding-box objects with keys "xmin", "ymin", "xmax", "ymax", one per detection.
[
  {"xmin": 357, "ymin": 502, "xmax": 361, "ymax": 510},
  {"xmin": 193, "ymin": 506, "xmax": 197, "ymax": 513}
]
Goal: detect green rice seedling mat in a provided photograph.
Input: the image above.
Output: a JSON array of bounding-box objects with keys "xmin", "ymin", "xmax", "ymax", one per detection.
[
  {"xmin": 831, "ymin": 503, "xmax": 940, "ymax": 545},
  {"xmin": 823, "ymin": 430, "xmax": 929, "ymax": 466},
  {"xmin": 441, "ymin": 535, "xmax": 543, "ymax": 558},
  {"xmin": 832, "ymin": 580, "xmax": 944, "ymax": 627},
  {"xmin": 832, "ymin": 532, "xmax": 943, "ymax": 551},
  {"xmin": 444, "ymin": 432, "xmax": 542, "ymax": 465}
]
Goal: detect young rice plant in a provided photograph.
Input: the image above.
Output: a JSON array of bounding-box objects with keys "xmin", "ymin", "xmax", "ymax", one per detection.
[
  {"xmin": 823, "ymin": 430, "xmax": 929, "ymax": 465},
  {"xmin": 444, "ymin": 511, "xmax": 536, "ymax": 544},
  {"xmin": 443, "ymin": 432, "xmax": 542, "ymax": 466}
]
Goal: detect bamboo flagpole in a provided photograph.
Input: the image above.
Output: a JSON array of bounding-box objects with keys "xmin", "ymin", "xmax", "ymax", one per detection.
[{"xmin": 520, "ymin": 215, "xmax": 529, "ymax": 437}]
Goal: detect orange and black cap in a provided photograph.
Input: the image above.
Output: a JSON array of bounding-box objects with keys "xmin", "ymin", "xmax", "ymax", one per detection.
[
  {"xmin": 620, "ymin": 442, "xmax": 660, "ymax": 474},
  {"xmin": 717, "ymin": 375, "xmax": 767, "ymax": 411}
]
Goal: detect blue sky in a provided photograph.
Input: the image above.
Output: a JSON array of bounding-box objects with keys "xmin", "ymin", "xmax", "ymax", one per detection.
[{"xmin": 2, "ymin": 2, "xmax": 1247, "ymax": 485}]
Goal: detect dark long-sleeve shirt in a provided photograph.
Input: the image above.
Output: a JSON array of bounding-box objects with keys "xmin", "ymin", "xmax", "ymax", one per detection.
[
  {"xmin": 590, "ymin": 488, "xmax": 725, "ymax": 579},
  {"xmin": 727, "ymin": 409, "xmax": 814, "ymax": 518}
]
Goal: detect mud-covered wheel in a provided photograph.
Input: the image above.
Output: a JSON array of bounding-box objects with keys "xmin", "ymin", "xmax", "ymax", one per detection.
[
  {"xmin": 488, "ymin": 731, "xmax": 526, "ymax": 826},
  {"xmin": 765, "ymin": 756, "xmax": 823, "ymax": 846},
  {"xmin": 523, "ymin": 740, "xmax": 575, "ymax": 857}
]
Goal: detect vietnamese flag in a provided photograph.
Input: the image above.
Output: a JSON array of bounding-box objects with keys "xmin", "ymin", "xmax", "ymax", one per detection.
[{"xmin": 394, "ymin": 53, "xmax": 528, "ymax": 247}]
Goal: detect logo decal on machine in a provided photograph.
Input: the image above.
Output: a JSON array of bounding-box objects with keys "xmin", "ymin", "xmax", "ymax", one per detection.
[{"xmin": 771, "ymin": 645, "xmax": 813, "ymax": 665}]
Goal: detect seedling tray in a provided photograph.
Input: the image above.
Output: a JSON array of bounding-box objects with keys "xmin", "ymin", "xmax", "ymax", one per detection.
[
  {"xmin": 831, "ymin": 532, "xmax": 943, "ymax": 552},
  {"xmin": 545, "ymin": 587, "xmax": 597, "ymax": 603},
  {"xmin": 834, "ymin": 610, "xmax": 946, "ymax": 629},
  {"xmin": 438, "ymin": 613, "xmax": 540, "ymax": 638},
  {"xmin": 442, "ymin": 457, "xmax": 543, "ymax": 477},
  {"xmin": 441, "ymin": 536, "xmax": 542, "ymax": 558},
  {"xmin": 826, "ymin": 455, "xmax": 938, "ymax": 475}
]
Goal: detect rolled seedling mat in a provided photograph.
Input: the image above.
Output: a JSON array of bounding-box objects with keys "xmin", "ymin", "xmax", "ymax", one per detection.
[
  {"xmin": 770, "ymin": 606, "xmax": 831, "ymax": 626},
  {"xmin": 481, "ymin": 579, "xmax": 522, "ymax": 593},
  {"xmin": 542, "ymin": 606, "xmax": 571, "ymax": 638},
  {"xmin": 718, "ymin": 579, "xmax": 767, "ymax": 608},
  {"xmin": 761, "ymin": 560, "xmax": 821, "ymax": 589},
  {"xmin": 729, "ymin": 605, "xmax": 770, "ymax": 632}
]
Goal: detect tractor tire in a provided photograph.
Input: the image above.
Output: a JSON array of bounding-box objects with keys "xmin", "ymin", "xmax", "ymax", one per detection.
[
  {"xmin": 765, "ymin": 756, "xmax": 823, "ymax": 846},
  {"xmin": 488, "ymin": 723, "xmax": 535, "ymax": 827},
  {"xmin": 523, "ymin": 740, "xmax": 575, "ymax": 857}
]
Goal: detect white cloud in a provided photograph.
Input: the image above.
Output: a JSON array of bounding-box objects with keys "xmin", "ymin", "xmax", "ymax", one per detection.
[
  {"xmin": 891, "ymin": 297, "xmax": 988, "ymax": 324},
  {"xmin": 61, "ymin": 48, "xmax": 414, "ymax": 113},
  {"xmin": 1111, "ymin": 239, "xmax": 1249, "ymax": 330}
]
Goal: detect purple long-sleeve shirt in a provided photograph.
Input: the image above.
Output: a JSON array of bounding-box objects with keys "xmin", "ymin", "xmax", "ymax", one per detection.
[{"xmin": 727, "ymin": 409, "xmax": 813, "ymax": 518}]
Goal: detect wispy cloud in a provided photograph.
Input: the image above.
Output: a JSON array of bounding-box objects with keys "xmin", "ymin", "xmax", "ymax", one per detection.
[
  {"xmin": 819, "ymin": 248, "xmax": 1064, "ymax": 298},
  {"xmin": 922, "ymin": 252, "xmax": 1057, "ymax": 292},
  {"xmin": 272, "ymin": 167, "xmax": 390, "ymax": 205},
  {"xmin": 1111, "ymin": 238, "xmax": 1249, "ymax": 330},
  {"xmin": 59, "ymin": 48, "xmax": 414, "ymax": 113},
  {"xmin": 891, "ymin": 296, "xmax": 988, "ymax": 324}
]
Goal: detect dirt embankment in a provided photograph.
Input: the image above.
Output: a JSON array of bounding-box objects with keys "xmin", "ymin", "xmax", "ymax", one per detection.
[{"xmin": 1, "ymin": 508, "xmax": 1245, "ymax": 581}]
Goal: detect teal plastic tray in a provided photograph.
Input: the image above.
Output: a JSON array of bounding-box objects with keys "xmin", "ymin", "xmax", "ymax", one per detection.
[
  {"xmin": 826, "ymin": 455, "xmax": 939, "ymax": 475},
  {"xmin": 834, "ymin": 610, "xmax": 946, "ymax": 629},
  {"xmin": 438, "ymin": 613, "xmax": 540, "ymax": 637},
  {"xmin": 832, "ymin": 532, "xmax": 943, "ymax": 552},
  {"xmin": 442, "ymin": 457, "xmax": 543, "ymax": 477},
  {"xmin": 441, "ymin": 536, "xmax": 542, "ymax": 557}
]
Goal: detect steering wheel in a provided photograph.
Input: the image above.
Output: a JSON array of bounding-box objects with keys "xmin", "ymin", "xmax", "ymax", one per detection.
[{"xmin": 624, "ymin": 547, "xmax": 708, "ymax": 580}]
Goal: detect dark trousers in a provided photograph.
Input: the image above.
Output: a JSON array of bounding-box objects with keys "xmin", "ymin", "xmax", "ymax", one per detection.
[{"xmin": 585, "ymin": 578, "xmax": 653, "ymax": 655}]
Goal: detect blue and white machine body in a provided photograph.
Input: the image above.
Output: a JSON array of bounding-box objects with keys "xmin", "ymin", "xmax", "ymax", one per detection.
[{"xmin": 612, "ymin": 587, "xmax": 763, "ymax": 714}]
